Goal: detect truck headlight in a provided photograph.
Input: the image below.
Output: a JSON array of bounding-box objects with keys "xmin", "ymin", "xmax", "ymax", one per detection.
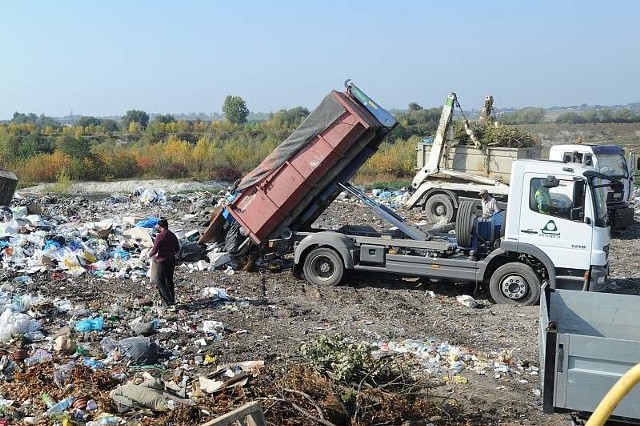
[{"xmin": 597, "ymin": 275, "xmax": 606, "ymax": 284}]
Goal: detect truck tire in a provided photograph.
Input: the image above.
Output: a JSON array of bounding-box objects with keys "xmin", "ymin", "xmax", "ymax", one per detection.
[
  {"xmin": 489, "ymin": 263, "xmax": 541, "ymax": 306},
  {"xmin": 424, "ymin": 194, "xmax": 454, "ymax": 224},
  {"xmin": 303, "ymin": 247, "xmax": 344, "ymax": 287},
  {"xmin": 455, "ymin": 200, "xmax": 476, "ymax": 248}
]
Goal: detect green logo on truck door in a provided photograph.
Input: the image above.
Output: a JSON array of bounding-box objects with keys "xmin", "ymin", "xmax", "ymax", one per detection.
[{"xmin": 541, "ymin": 220, "xmax": 560, "ymax": 238}]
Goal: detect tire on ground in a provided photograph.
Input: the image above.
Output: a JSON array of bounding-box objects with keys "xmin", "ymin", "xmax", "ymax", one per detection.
[
  {"xmin": 303, "ymin": 247, "xmax": 344, "ymax": 287},
  {"xmin": 489, "ymin": 262, "xmax": 541, "ymax": 306}
]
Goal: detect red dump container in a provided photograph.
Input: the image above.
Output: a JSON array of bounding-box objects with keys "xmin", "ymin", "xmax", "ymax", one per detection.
[{"xmin": 227, "ymin": 90, "xmax": 386, "ymax": 244}]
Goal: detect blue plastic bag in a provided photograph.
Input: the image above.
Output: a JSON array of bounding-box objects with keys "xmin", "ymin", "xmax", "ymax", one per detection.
[
  {"xmin": 83, "ymin": 357, "xmax": 105, "ymax": 369},
  {"xmin": 43, "ymin": 240, "xmax": 62, "ymax": 251},
  {"xmin": 111, "ymin": 248, "xmax": 130, "ymax": 260},
  {"xmin": 74, "ymin": 317, "xmax": 104, "ymax": 332},
  {"xmin": 135, "ymin": 216, "xmax": 159, "ymax": 228}
]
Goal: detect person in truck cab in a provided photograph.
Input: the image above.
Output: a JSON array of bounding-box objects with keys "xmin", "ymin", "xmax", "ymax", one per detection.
[
  {"xmin": 532, "ymin": 180, "xmax": 552, "ymax": 214},
  {"xmin": 479, "ymin": 189, "xmax": 500, "ymax": 218}
]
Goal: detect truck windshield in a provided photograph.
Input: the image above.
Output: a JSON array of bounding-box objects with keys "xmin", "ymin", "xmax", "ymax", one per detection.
[
  {"xmin": 590, "ymin": 177, "xmax": 609, "ymax": 228},
  {"xmin": 597, "ymin": 154, "xmax": 628, "ymax": 178}
]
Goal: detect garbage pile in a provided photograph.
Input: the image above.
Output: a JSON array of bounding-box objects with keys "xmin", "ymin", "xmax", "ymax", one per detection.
[
  {"xmin": 1, "ymin": 188, "xmax": 235, "ymax": 280},
  {"xmin": 0, "ymin": 187, "xmax": 264, "ymax": 423},
  {"xmin": 0, "ymin": 185, "xmax": 543, "ymax": 424},
  {"xmin": 376, "ymin": 338, "xmax": 539, "ymax": 388}
]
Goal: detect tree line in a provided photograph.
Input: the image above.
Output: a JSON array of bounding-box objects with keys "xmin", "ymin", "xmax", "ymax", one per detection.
[{"xmin": 3, "ymin": 96, "xmax": 636, "ymax": 187}]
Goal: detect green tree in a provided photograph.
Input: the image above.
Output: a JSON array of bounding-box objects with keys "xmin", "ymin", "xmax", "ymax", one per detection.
[
  {"xmin": 77, "ymin": 116, "xmax": 101, "ymax": 128},
  {"xmin": 121, "ymin": 110, "xmax": 150, "ymax": 129},
  {"xmin": 222, "ymin": 96, "xmax": 249, "ymax": 125},
  {"xmin": 555, "ymin": 112, "xmax": 587, "ymax": 124},
  {"xmin": 36, "ymin": 114, "xmax": 61, "ymax": 128},
  {"xmin": 11, "ymin": 112, "xmax": 38, "ymax": 124},
  {"xmin": 58, "ymin": 135, "xmax": 92, "ymax": 158},
  {"xmin": 99, "ymin": 119, "xmax": 120, "ymax": 132},
  {"xmin": 271, "ymin": 107, "xmax": 309, "ymax": 129},
  {"xmin": 501, "ymin": 107, "xmax": 545, "ymax": 124},
  {"xmin": 152, "ymin": 114, "xmax": 176, "ymax": 124},
  {"xmin": 408, "ymin": 102, "xmax": 423, "ymax": 111}
]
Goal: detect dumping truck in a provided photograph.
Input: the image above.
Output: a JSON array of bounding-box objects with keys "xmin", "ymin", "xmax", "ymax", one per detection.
[
  {"xmin": 406, "ymin": 93, "xmax": 637, "ymax": 229},
  {"xmin": 200, "ymin": 81, "xmax": 612, "ymax": 306}
]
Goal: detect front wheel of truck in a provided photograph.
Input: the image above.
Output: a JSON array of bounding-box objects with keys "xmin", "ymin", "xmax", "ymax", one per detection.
[
  {"xmin": 489, "ymin": 263, "xmax": 541, "ymax": 306},
  {"xmin": 303, "ymin": 247, "xmax": 344, "ymax": 287}
]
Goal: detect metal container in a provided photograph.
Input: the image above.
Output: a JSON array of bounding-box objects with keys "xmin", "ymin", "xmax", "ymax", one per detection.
[
  {"xmin": 541, "ymin": 288, "xmax": 640, "ymax": 422},
  {"xmin": 416, "ymin": 144, "xmax": 542, "ymax": 185},
  {"xmin": 226, "ymin": 87, "xmax": 395, "ymax": 244}
]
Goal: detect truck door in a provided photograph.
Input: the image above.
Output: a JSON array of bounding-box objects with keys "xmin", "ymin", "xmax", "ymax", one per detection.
[{"xmin": 517, "ymin": 174, "xmax": 593, "ymax": 271}]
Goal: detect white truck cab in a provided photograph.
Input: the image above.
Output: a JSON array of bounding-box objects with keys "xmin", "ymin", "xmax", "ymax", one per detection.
[
  {"xmin": 549, "ymin": 144, "xmax": 636, "ymax": 228},
  {"xmin": 503, "ymin": 160, "xmax": 610, "ymax": 292}
]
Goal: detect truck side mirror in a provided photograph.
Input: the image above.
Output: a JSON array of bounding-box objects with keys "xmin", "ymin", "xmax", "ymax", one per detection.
[
  {"xmin": 572, "ymin": 180, "xmax": 585, "ymax": 208},
  {"xmin": 569, "ymin": 208, "xmax": 583, "ymax": 221}
]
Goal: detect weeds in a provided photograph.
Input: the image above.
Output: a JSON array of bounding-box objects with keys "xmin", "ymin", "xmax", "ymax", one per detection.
[{"xmin": 50, "ymin": 168, "xmax": 72, "ymax": 195}]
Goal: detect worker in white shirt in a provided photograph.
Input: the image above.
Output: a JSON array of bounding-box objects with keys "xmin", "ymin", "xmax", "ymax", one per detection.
[{"xmin": 479, "ymin": 189, "xmax": 500, "ymax": 218}]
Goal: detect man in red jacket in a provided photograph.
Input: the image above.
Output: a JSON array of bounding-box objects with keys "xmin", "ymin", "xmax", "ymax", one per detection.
[{"xmin": 148, "ymin": 218, "xmax": 180, "ymax": 307}]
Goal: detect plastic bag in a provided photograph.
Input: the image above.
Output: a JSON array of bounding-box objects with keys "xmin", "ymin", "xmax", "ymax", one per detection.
[
  {"xmin": 0, "ymin": 308, "xmax": 42, "ymax": 342},
  {"xmin": 149, "ymin": 258, "xmax": 158, "ymax": 285},
  {"xmin": 119, "ymin": 337, "xmax": 159, "ymax": 365},
  {"xmin": 201, "ymin": 287, "xmax": 230, "ymax": 301},
  {"xmin": 74, "ymin": 317, "xmax": 104, "ymax": 332},
  {"xmin": 177, "ymin": 242, "xmax": 205, "ymax": 262},
  {"xmin": 135, "ymin": 217, "xmax": 159, "ymax": 228},
  {"xmin": 111, "ymin": 248, "xmax": 130, "ymax": 260},
  {"xmin": 54, "ymin": 363, "xmax": 75, "ymax": 389},
  {"xmin": 24, "ymin": 348, "xmax": 53, "ymax": 366}
]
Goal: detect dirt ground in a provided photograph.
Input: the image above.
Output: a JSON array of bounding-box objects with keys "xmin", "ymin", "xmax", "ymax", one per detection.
[{"xmin": 2, "ymin": 184, "xmax": 639, "ymax": 425}]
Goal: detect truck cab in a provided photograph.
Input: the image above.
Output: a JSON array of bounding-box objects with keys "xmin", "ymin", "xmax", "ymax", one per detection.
[
  {"xmin": 549, "ymin": 144, "xmax": 636, "ymax": 228},
  {"xmin": 502, "ymin": 160, "xmax": 610, "ymax": 295}
]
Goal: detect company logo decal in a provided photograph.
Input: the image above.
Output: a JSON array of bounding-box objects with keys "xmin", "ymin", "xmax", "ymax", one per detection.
[{"xmin": 540, "ymin": 220, "xmax": 560, "ymax": 238}]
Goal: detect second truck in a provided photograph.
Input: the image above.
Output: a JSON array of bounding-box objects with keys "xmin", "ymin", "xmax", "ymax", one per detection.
[{"xmin": 406, "ymin": 93, "xmax": 636, "ymax": 229}]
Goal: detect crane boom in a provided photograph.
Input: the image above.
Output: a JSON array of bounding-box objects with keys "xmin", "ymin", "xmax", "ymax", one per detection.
[{"xmin": 410, "ymin": 93, "xmax": 456, "ymax": 189}]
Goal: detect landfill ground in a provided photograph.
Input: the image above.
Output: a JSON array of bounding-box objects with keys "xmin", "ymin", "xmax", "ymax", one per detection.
[{"xmin": 1, "ymin": 181, "xmax": 639, "ymax": 425}]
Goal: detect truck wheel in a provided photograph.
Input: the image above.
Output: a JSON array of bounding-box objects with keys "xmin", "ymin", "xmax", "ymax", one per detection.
[
  {"xmin": 303, "ymin": 247, "xmax": 344, "ymax": 287},
  {"xmin": 424, "ymin": 194, "xmax": 454, "ymax": 224},
  {"xmin": 455, "ymin": 200, "xmax": 476, "ymax": 248},
  {"xmin": 489, "ymin": 263, "xmax": 541, "ymax": 306}
]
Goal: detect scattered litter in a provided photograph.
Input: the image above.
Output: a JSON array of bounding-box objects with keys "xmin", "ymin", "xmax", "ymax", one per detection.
[
  {"xmin": 74, "ymin": 317, "xmax": 104, "ymax": 332},
  {"xmin": 119, "ymin": 337, "xmax": 159, "ymax": 365},
  {"xmin": 456, "ymin": 295, "xmax": 478, "ymax": 308},
  {"xmin": 201, "ymin": 287, "xmax": 230, "ymax": 301}
]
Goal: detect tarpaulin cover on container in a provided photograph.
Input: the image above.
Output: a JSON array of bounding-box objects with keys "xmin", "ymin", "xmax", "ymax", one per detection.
[{"xmin": 236, "ymin": 94, "xmax": 346, "ymax": 191}]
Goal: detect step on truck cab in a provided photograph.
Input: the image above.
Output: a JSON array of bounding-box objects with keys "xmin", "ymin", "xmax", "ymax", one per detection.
[{"xmin": 293, "ymin": 159, "xmax": 610, "ymax": 305}]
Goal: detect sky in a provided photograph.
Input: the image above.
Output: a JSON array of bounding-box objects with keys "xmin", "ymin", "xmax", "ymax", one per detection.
[{"xmin": 1, "ymin": 0, "xmax": 639, "ymax": 119}]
